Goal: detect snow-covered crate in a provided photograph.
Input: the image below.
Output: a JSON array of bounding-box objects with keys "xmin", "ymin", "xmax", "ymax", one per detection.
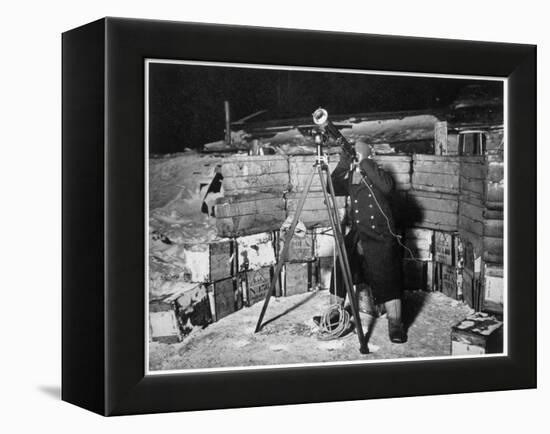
[
  {"xmin": 482, "ymin": 263, "xmax": 503, "ymax": 315},
  {"xmin": 412, "ymin": 154, "xmax": 460, "ymax": 195},
  {"xmin": 171, "ymin": 283, "xmax": 212, "ymax": 336},
  {"xmin": 215, "ymin": 192, "xmax": 286, "ymax": 237},
  {"xmin": 172, "ymin": 239, "xmax": 235, "ymax": 283},
  {"xmin": 241, "ymin": 266, "xmax": 276, "ymax": 306},
  {"xmin": 221, "ymin": 155, "xmax": 289, "ymax": 195},
  {"xmin": 207, "ymin": 277, "xmax": 243, "ymax": 322},
  {"xmin": 434, "ymin": 231, "xmax": 456, "ymax": 266},
  {"xmin": 237, "ymin": 232, "xmax": 277, "ymax": 272},
  {"xmin": 406, "ymin": 190, "xmax": 458, "ymax": 232},
  {"xmin": 451, "ymin": 312, "xmax": 503, "ymax": 355},
  {"xmin": 281, "ymin": 260, "xmax": 317, "ymax": 297},
  {"xmin": 285, "ymin": 192, "xmax": 346, "ymax": 228},
  {"xmin": 277, "ymin": 228, "xmax": 315, "ymax": 262},
  {"xmin": 149, "ymin": 300, "xmax": 181, "ymax": 344},
  {"xmin": 404, "ymin": 228, "xmax": 434, "ymax": 261},
  {"xmin": 288, "ymin": 154, "xmax": 340, "ymax": 193},
  {"xmin": 372, "ymin": 155, "xmax": 412, "ymax": 191}
]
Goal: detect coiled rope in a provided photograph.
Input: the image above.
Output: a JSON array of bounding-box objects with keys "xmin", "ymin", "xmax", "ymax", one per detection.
[{"xmin": 317, "ymin": 304, "xmax": 351, "ymax": 340}]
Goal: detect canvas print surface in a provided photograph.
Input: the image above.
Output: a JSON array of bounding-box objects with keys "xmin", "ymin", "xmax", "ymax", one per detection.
[{"xmin": 146, "ymin": 60, "xmax": 505, "ymax": 373}]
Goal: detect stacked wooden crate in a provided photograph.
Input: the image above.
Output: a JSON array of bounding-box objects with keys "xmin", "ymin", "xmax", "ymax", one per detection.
[
  {"xmin": 458, "ymin": 153, "xmax": 504, "ymax": 314},
  {"xmin": 216, "ymin": 154, "xmax": 289, "ymax": 237},
  {"xmin": 236, "ymin": 232, "xmax": 278, "ymax": 305},
  {"xmin": 148, "ymin": 237, "xmax": 240, "ymax": 342},
  {"xmin": 402, "ymin": 228, "xmax": 434, "ymax": 291},
  {"xmin": 287, "ymin": 155, "xmax": 346, "ymax": 228},
  {"xmin": 401, "ymin": 154, "xmax": 460, "ymax": 293},
  {"xmin": 372, "ymin": 155, "xmax": 412, "ymax": 191},
  {"xmin": 409, "ymin": 154, "xmax": 460, "ymax": 231},
  {"xmin": 433, "ymin": 231, "xmax": 463, "ymax": 300},
  {"xmin": 482, "ymin": 151, "xmax": 504, "ymax": 314}
]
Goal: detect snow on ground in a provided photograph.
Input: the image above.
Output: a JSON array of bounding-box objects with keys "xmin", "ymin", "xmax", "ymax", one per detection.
[{"xmin": 149, "ymin": 289, "xmax": 473, "ymax": 372}]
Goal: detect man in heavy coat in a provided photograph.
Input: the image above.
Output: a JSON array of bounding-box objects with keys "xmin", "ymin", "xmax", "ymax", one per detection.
[{"xmin": 330, "ymin": 141, "xmax": 406, "ymax": 343}]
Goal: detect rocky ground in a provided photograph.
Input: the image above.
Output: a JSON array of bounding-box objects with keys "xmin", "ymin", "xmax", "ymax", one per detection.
[{"xmin": 149, "ymin": 289, "xmax": 473, "ymax": 372}]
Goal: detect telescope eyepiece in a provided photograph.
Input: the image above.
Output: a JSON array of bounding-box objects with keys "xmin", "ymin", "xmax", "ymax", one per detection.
[{"xmin": 312, "ymin": 107, "xmax": 328, "ymax": 125}]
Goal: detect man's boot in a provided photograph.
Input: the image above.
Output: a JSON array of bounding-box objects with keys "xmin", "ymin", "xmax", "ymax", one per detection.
[{"xmin": 384, "ymin": 298, "xmax": 407, "ymax": 343}]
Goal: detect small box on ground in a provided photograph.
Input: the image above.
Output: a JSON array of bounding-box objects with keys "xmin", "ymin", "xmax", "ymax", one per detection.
[
  {"xmin": 451, "ymin": 312, "xmax": 503, "ymax": 355},
  {"xmin": 149, "ymin": 300, "xmax": 181, "ymax": 344}
]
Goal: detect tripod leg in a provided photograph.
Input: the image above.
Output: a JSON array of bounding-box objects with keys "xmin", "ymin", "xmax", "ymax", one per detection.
[
  {"xmin": 254, "ymin": 165, "xmax": 317, "ymax": 333},
  {"xmin": 318, "ymin": 166, "xmax": 369, "ymax": 354}
]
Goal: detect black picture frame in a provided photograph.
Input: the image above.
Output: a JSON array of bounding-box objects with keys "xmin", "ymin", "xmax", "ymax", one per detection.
[{"xmin": 62, "ymin": 17, "xmax": 536, "ymax": 416}]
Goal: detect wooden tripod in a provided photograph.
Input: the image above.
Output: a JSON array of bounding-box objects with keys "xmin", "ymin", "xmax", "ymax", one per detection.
[{"xmin": 254, "ymin": 152, "xmax": 369, "ymax": 354}]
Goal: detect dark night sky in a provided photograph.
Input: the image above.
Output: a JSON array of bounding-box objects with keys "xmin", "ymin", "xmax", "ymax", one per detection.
[{"xmin": 149, "ymin": 62, "xmax": 502, "ymax": 154}]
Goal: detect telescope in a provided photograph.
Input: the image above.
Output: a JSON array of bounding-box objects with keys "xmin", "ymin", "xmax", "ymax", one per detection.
[{"xmin": 312, "ymin": 108, "xmax": 356, "ymax": 160}]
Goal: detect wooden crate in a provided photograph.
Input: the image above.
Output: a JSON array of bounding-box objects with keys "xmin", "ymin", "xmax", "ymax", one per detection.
[
  {"xmin": 435, "ymin": 262, "xmax": 461, "ymax": 299},
  {"xmin": 485, "ymin": 129, "xmax": 504, "ymax": 153},
  {"xmin": 451, "ymin": 312, "xmax": 503, "ymax": 355},
  {"xmin": 460, "ymin": 157, "xmax": 487, "ymax": 214},
  {"xmin": 288, "ymin": 154, "xmax": 340, "ymax": 193},
  {"xmin": 482, "ymin": 263, "xmax": 504, "ymax": 314},
  {"xmin": 485, "ymin": 154, "xmax": 504, "ymax": 210},
  {"xmin": 215, "ymin": 193, "xmax": 286, "ymax": 237},
  {"xmin": 317, "ymin": 256, "xmax": 335, "ymax": 290},
  {"xmin": 241, "ymin": 266, "xmax": 276, "ymax": 306},
  {"xmin": 171, "ymin": 283, "xmax": 213, "ymax": 335},
  {"xmin": 149, "ymin": 300, "xmax": 182, "ymax": 344},
  {"xmin": 236, "ymin": 232, "xmax": 276, "ymax": 272},
  {"xmin": 404, "ymin": 228, "xmax": 433, "ymax": 261},
  {"xmin": 172, "ymin": 239, "xmax": 235, "ymax": 283},
  {"xmin": 372, "ymin": 155, "xmax": 412, "ymax": 191},
  {"xmin": 403, "ymin": 259, "xmax": 434, "ymax": 291},
  {"xmin": 277, "ymin": 228, "xmax": 315, "ymax": 262},
  {"xmin": 434, "ymin": 231, "xmax": 456, "ymax": 266},
  {"xmin": 221, "ymin": 155, "xmax": 289, "ymax": 195},
  {"xmin": 412, "ymin": 154, "xmax": 460, "ymax": 194},
  {"xmin": 285, "ymin": 192, "xmax": 346, "ymax": 228},
  {"xmin": 407, "ymin": 190, "xmax": 458, "ymax": 232},
  {"xmin": 207, "ymin": 277, "xmax": 243, "ymax": 322},
  {"xmin": 483, "ymin": 236, "xmax": 504, "ymax": 264},
  {"xmin": 313, "ymin": 227, "xmax": 336, "ymax": 257},
  {"xmin": 281, "ymin": 261, "xmax": 317, "ymax": 296}
]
